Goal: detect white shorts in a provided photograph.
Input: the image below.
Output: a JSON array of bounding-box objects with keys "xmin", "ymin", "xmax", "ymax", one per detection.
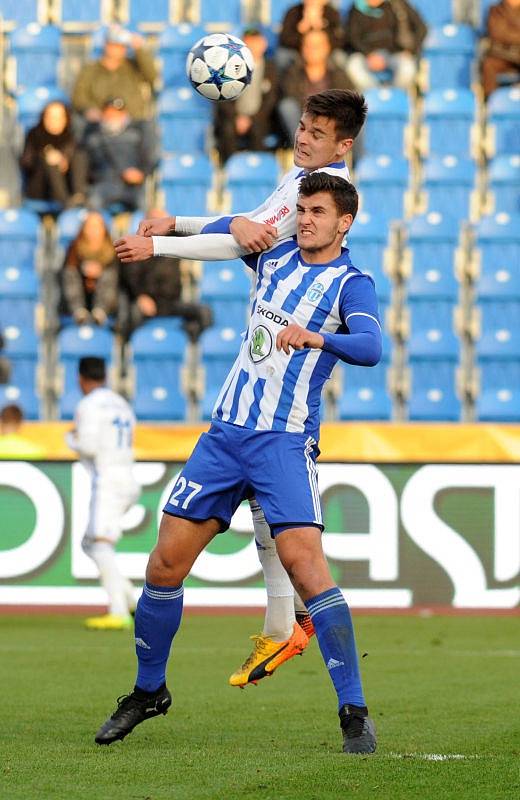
[{"xmin": 83, "ymin": 474, "xmax": 140, "ymax": 546}]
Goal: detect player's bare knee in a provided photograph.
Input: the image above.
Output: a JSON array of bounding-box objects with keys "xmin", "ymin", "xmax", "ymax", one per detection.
[{"xmin": 146, "ymin": 547, "xmax": 187, "ymax": 586}]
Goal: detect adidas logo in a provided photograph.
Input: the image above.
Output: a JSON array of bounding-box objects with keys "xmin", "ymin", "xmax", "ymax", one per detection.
[
  {"xmin": 135, "ymin": 637, "xmax": 151, "ymax": 650},
  {"xmin": 326, "ymin": 657, "xmax": 344, "ymax": 670}
]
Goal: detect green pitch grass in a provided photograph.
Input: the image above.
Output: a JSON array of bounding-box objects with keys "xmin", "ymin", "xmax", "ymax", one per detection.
[{"xmin": 1, "ymin": 613, "xmax": 519, "ymax": 800}]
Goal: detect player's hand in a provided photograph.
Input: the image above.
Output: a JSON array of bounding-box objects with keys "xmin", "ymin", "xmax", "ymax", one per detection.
[
  {"xmin": 276, "ymin": 324, "xmax": 324, "ymax": 355},
  {"xmin": 230, "ymin": 217, "xmax": 278, "ymax": 251},
  {"xmin": 114, "ymin": 235, "xmax": 154, "ymax": 262},
  {"xmin": 137, "ymin": 216, "xmax": 176, "ymax": 236}
]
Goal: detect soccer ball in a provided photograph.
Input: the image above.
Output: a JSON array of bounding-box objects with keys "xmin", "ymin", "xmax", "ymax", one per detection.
[{"xmin": 186, "ymin": 33, "xmax": 254, "ymax": 101}]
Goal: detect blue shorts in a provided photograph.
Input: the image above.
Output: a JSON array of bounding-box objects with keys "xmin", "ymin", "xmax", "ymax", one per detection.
[{"xmin": 163, "ymin": 419, "xmax": 323, "ymax": 534}]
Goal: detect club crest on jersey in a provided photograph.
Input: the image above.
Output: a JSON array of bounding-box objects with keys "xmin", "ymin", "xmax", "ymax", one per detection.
[
  {"xmin": 249, "ymin": 324, "xmax": 273, "ymax": 364},
  {"xmin": 307, "ymin": 281, "xmax": 325, "ymax": 304}
]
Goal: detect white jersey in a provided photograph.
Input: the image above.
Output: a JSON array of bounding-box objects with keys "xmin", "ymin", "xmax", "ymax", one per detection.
[{"xmin": 67, "ymin": 387, "xmax": 137, "ymax": 476}]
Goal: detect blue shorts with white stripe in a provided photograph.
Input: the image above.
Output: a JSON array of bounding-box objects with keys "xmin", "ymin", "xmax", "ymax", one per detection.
[{"xmin": 163, "ymin": 419, "xmax": 323, "ymax": 536}]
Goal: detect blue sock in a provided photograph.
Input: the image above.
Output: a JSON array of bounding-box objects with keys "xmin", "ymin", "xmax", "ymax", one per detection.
[
  {"xmin": 305, "ymin": 587, "xmax": 366, "ymax": 710},
  {"xmin": 134, "ymin": 582, "xmax": 184, "ymax": 692}
]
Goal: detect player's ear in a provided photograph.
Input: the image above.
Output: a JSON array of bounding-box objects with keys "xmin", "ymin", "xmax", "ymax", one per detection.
[
  {"xmin": 338, "ymin": 137, "xmax": 353, "ymax": 155},
  {"xmin": 339, "ymin": 213, "xmax": 353, "ymax": 235}
]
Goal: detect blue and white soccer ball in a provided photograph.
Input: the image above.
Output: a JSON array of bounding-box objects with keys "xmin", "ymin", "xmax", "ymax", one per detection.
[{"xmin": 186, "ymin": 33, "xmax": 254, "ymax": 101}]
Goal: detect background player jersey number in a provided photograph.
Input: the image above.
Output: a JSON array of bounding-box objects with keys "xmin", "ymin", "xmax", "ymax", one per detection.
[
  {"xmin": 169, "ymin": 476, "xmax": 203, "ymax": 509},
  {"xmin": 112, "ymin": 416, "xmax": 133, "ymax": 448}
]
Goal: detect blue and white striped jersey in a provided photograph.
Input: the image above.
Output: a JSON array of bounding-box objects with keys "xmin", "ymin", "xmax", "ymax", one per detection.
[{"xmin": 213, "ymin": 238, "xmax": 380, "ymax": 441}]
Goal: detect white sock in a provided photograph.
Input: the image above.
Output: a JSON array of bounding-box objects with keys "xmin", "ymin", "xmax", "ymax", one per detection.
[
  {"xmin": 293, "ymin": 592, "xmax": 307, "ymax": 614},
  {"xmin": 251, "ymin": 500, "xmax": 295, "ymax": 642},
  {"xmin": 87, "ymin": 541, "xmax": 132, "ymax": 617}
]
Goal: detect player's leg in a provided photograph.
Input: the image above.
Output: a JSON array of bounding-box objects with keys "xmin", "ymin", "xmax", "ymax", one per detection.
[{"xmin": 275, "ymin": 527, "xmax": 376, "ymax": 755}]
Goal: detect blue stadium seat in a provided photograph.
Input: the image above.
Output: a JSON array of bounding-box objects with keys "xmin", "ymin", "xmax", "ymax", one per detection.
[
  {"xmin": 200, "ymin": 261, "xmax": 250, "ymax": 328},
  {"xmin": 268, "ymin": 0, "xmax": 299, "ymax": 26},
  {"xmin": 422, "ymin": 24, "xmax": 476, "ymax": 90},
  {"xmin": 408, "ymin": 359, "xmax": 461, "ymax": 421},
  {"xmin": 8, "ymin": 25, "xmax": 61, "ymax": 91},
  {"xmin": 337, "ymin": 361, "xmax": 392, "ymax": 421},
  {"xmin": 422, "ymin": 89, "xmax": 476, "ymax": 157},
  {"xmin": 474, "ymin": 213, "xmax": 520, "ymax": 285},
  {"xmin": 421, "ymin": 155, "xmax": 476, "ymax": 221},
  {"xmin": 487, "ymin": 155, "xmax": 520, "ymax": 215},
  {"xmin": 0, "ymin": 383, "xmax": 39, "ymax": 419},
  {"xmin": 198, "ymin": 0, "xmax": 244, "ymax": 27},
  {"xmin": 224, "ymin": 152, "xmax": 279, "ymax": 213},
  {"xmin": 127, "ymin": 0, "xmax": 174, "ymax": 31},
  {"xmin": 363, "ymin": 88, "xmax": 410, "ymax": 157},
  {"xmin": 57, "ymin": 324, "xmax": 114, "ymax": 418},
  {"xmin": 16, "ymin": 85, "xmax": 69, "ymax": 132},
  {"xmin": 0, "ymin": 267, "xmax": 39, "ymax": 328},
  {"xmin": 158, "ymin": 25, "xmax": 206, "ymax": 86},
  {"xmin": 405, "ymin": 211, "xmax": 460, "ymax": 300},
  {"xmin": 475, "ymin": 300, "xmax": 520, "ymax": 359},
  {"xmin": 158, "ymin": 87, "xmax": 212, "ymax": 153},
  {"xmin": 408, "ymin": 0, "xmax": 454, "ymax": 26},
  {"xmin": 345, "ymin": 211, "xmax": 393, "ymax": 302},
  {"xmin": 0, "ymin": 208, "xmax": 42, "ymax": 269},
  {"xmin": 476, "ymin": 359, "xmax": 520, "ymax": 421},
  {"xmin": 0, "ymin": 1, "xmax": 43, "ymax": 30},
  {"xmin": 159, "ymin": 153, "xmax": 213, "ymax": 216},
  {"xmin": 475, "ymin": 262, "xmax": 520, "ymax": 301},
  {"xmin": 1, "ymin": 324, "xmax": 39, "ymax": 403},
  {"xmin": 356, "ymin": 155, "xmax": 409, "ymax": 224},
  {"xmin": 407, "ymin": 299, "xmax": 459, "ymax": 359},
  {"xmin": 487, "ymin": 87, "xmax": 520, "ymax": 156},
  {"xmin": 199, "ymin": 326, "xmax": 241, "ymax": 418},
  {"xmin": 130, "ymin": 319, "xmax": 187, "ymax": 420},
  {"xmin": 56, "ymin": 0, "xmax": 109, "ymax": 31}
]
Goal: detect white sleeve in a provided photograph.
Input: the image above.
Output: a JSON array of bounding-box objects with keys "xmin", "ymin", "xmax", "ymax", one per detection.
[
  {"xmin": 152, "ymin": 233, "xmax": 248, "ymax": 261},
  {"xmin": 174, "ymin": 216, "xmax": 223, "ymax": 235},
  {"xmin": 71, "ymin": 402, "xmax": 100, "ymax": 459}
]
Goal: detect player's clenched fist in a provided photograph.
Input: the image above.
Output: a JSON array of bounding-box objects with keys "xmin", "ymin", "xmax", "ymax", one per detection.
[
  {"xmin": 137, "ymin": 216, "xmax": 176, "ymax": 237},
  {"xmin": 114, "ymin": 235, "xmax": 154, "ymax": 262},
  {"xmin": 276, "ymin": 323, "xmax": 324, "ymax": 354},
  {"xmin": 230, "ymin": 217, "xmax": 278, "ymax": 251}
]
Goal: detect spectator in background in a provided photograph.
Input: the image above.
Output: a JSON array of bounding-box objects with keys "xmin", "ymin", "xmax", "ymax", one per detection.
[
  {"xmin": 481, "ymin": 0, "xmax": 520, "ymax": 99},
  {"xmin": 119, "ymin": 209, "xmax": 213, "ymax": 341},
  {"xmin": 72, "ymin": 26, "xmax": 157, "ymax": 123},
  {"xmin": 344, "ymin": 0, "xmax": 427, "ymax": 91},
  {"xmin": 278, "ymin": 30, "xmax": 353, "ymax": 143},
  {"xmin": 82, "ymin": 97, "xmax": 155, "ymax": 213},
  {"xmin": 278, "ymin": 0, "xmax": 344, "ymax": 70},
  {"xmin": 214, "ymin": 28, "xmax": 279, "ymax": 163},
  {"xmin": 20, "ymin": 101, "xmax": 87, "ymax": 211},
  {"xmin": 60, "ymin": 212, "xmax": 119, "ymax": 326},
  {"xmin": 0, "ymin": 404, "xmax": 46, "ymax": 459}
]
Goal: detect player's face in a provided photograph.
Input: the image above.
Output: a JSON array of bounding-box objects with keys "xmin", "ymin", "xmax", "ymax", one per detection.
[
  {"xmin": 296, "ymin": 192, "xmax": 352, "ymax": 256},
  {"xmin": 294, "ymin": 113, "xmax": 352, "ymax": 170}
]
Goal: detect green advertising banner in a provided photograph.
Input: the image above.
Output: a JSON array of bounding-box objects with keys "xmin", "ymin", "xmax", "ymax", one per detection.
[{"xmin": 1, "ymin": 460, "xmax": 519, "ymax": 609}]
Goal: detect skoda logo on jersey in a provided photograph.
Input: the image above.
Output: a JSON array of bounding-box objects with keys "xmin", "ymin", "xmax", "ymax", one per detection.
[
  {"xmin": 249, "ymin": 324, "xmax": 273, "ymax": 364},
  {"xmin": 307, "ymin": 281, "xmax": 325, "ymax": 304}
]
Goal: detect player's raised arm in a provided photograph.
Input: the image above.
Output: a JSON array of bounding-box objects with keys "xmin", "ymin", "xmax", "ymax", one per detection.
[{"xmin": 114, "ymin": 232, "xmax": 249, "ymax": 263}]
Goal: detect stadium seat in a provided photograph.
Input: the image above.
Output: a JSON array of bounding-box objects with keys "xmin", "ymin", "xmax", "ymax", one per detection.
[
  {"xmin": 0, "ymin": 267, "xmax": 39, "ymax": 328},
  {"xmin": 158, "ymin": 24, "xmax": 206, "ymax": 86},
  {"xmin": 422, "ymin": 24, "xmax": 476, "ymax": 91},
  {"xmin": 158, "ymin": 153, "xmax": 214, "ymax": 216},
  {"xmin": 356, "ymin": 155, "xmax": 409, "ymax": 224},
  {"xmin": 345, "ymin": 211, "xmax": 393, "ymax": 303},
  {"xmin": 476, "ymin": 359, "xmax": 520, "ymax": 421},
  {"xmin": 406, "ymin": 299, "xmax": 459, "ymax": 359},
  {"xmin": 267, "ymin": 0, "xmax": 298, "ymax": 27},
  {"xmin": 127, "ymin": 0, "xmax": 174, "ymax": 32},
  {"xmin": 404, "ymin": 211, "xmax": 460, "ymax": 300},
  {"xmin": 0, "ymin": 0, "xmax": 44, "ymax": 31},
  {"xmin": 0, "ymin": 383, "xmax": 39, "ymax": 419},
  {"xmin": 199, "ymin": 326, "xmax": 241, "ymax": 418},
  {"xmin": 223, "ymin": 152, "xmax": 279, "ymax": 214},
  {"xmin": 420, "ymin": 155, "xmax": 476, "ymax": 221},
  {"xmin": 337, "ymin": 361, "xmax": 392, "ymax": 421},
  {"xmin": 16, "ymin": 85, "xmax": 69, "ymax": 133},
  {"xmin": 7, "ymin": 24, "xmax": 61, "ymax": 92},
  {"xmin": 407, "ymin": 359, "xmax": 461, "ymax": 421},
  {"xmin": 487, "ymin": 87, "xmax": 520, "ymax": 157},
  {"xmin": 200, "ymin": 261, "xmax": 250, "ymax": 328},
  {"xmin": 130, "ymin": 318, "xmax": 187, "ymax": 420},
  {"xmin": 198, "ymin": 0, "xmax": 244, "ymax": 27},
  {"xmin": 475, "ymin": 300, "xmax": 520, "ymax": 359},
  {"xmin": 474, "ymin": 213, "xmax": 520, "ymax": 284},
  {"xmin": 487, "ymin": 155, "xmax": 520, "ymax": 215},
  {"xmin": 408, "ymin": 0, "xmax": 454, "ymax": 26},
  {"xmin": 158, "ymin": 87, "xmax": 212, "ymax": 153},
  {"xmin": 57, "ymin": 324, "xmax": 114, "ymax": 418},
  {"xmin": 422, "ymin": 89, "xmax": 477, "ymax": 158},
  {"xmin": 1, "ymin": 324, "xmax": 39, "ymax": 404},
  {"xmin": 0, "ymin": 208, "xmax": 42, "ymax": 270},
  {"xmin": 55, "ymin": 0, "xmax": 110, "ymax": 31},
  {"xmin": 362, "ymin": 88, "xmax": 411, "ymax": 157}
]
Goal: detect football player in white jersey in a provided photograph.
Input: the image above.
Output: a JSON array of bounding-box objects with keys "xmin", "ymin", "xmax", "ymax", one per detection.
[
  {"xmin": 113, "ymin": 90, "xmax": 368, "ymax": 685},
  {"xmin": 96, "ymin": 173, "xmax": 380, "ymax": 754},
  {"xmin": 67, "ymin": 357, "xmax": 141, "ymax": 630}
]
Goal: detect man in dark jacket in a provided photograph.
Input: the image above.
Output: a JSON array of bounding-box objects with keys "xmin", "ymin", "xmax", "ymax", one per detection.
[
  {"xmin": 83, "ymin": 97, "xmax": 155, "ymax": 213},
  {"xmin": 344, "ymin": 0, "xmax": 427, "ymax": 90},
  {"xmin": 481, "ymin": 0, "xmax": 520, "ymax": 98},
  {"xmin": 214, "ymin": 28, "xmax": 279, "ymax": 163}
]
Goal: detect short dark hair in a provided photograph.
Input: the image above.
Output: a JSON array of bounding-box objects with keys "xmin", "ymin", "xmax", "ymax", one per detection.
[
  {"xmin": 303, "ymin": 90, "xmax": 367, "ymax": 140},
  {"xmin": 298, "ymin": 172, "xmax": 359, "ymax": 219},
  {"xmin": 0, "ymin": 404, "xmax": 23, "ymax": 425},
  {"xmin": 79, "ymin": 357, "xmax": 106, "ymax": 382}
]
